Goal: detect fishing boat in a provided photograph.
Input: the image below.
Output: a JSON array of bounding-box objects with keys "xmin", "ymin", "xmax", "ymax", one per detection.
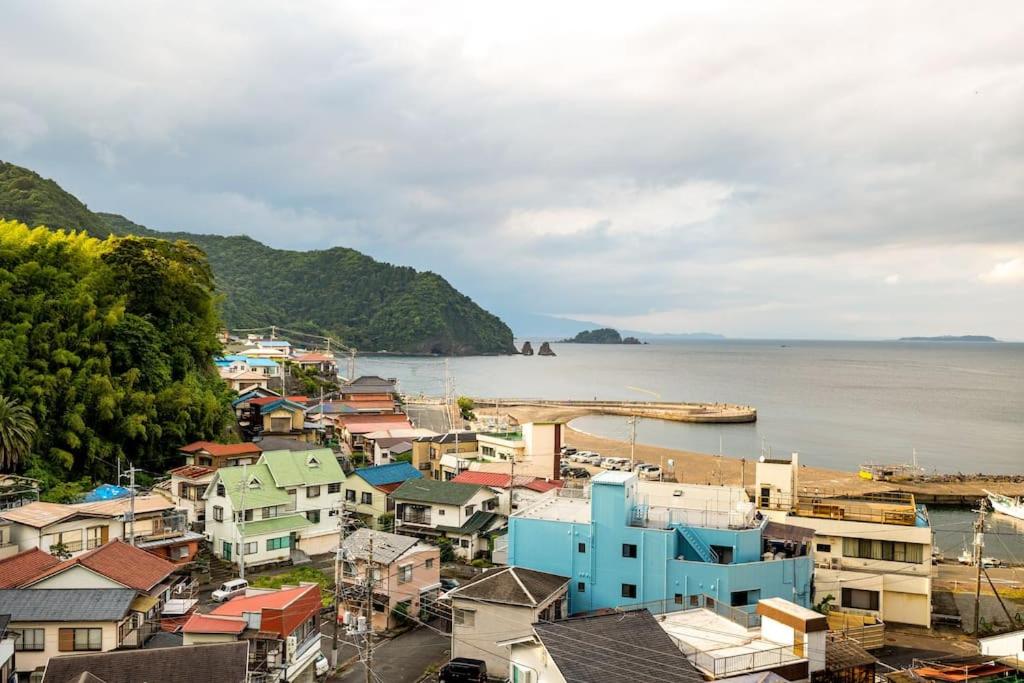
[{"xmin": 985, "ymin": 490, "xmax": 1024, "ymax": 522}]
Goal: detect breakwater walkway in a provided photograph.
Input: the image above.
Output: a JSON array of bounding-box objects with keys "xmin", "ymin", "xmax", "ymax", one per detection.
[{"xmin": 470, "ymin": 398, "xmax": 757, "ymax": 423}]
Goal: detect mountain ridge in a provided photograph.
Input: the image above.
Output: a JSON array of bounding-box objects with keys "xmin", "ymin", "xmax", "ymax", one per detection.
[{"xmin": 0, "ymin": 161, "xmax": 515, "ymax": 355}]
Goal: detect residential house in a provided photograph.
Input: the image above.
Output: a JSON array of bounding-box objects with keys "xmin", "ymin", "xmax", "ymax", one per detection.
[
  {"xmin": 292, "ymin": 352, "xmax": 337, "ymax": 375},
  {"xmin": 391, "ymin": 479, "xmax": 503, "ymax": 560},
  {"xmin": 231, "ymin": 387, "xmax": 281, "ymax": 427},
  {"xmin": 447, "ymin": 566, "xmax": 569, "ymax": 679},
  {"xmin": 0, "ymin": 614, "xmax": 14, "ymax": 683},
  {"xmin": 0, "ymin": 519, "xmax": 17, "ymax": 561},
  {"xmin": 164, "ymin": 465, "xmax": 217, "ymax": 525},
  {"xmin": 339, "ymin": 376, "xmax": 398, "ymax": 401},
  {"xmin": 221, "ymin": 371, "xmax": 270, "ymax": 393},
  {"xmin": 509, "ymin": 470, "xmax": 814, "ymax": 616},
  {"xmin": 336, "ymin": 529, "xmax": 441, "ymax": 632},
  {"xmin": 362, "ymin": 428, "xmax": 438, "ymax": 466},
  {"xmin": 411, "ymin": 432, "xmax": 479, "ymax": 481},
  {"xmin": 345, "ymin": 463, "xmax": 423, "ymax": 529},
  {"xmin": 204, "ymin": 448, "xmax": 345, "ymax": 567},
  {"xmin": 179, "ymin": 442, "xmax": 263, "ymax": 470},
  {"xmin": 74, "ymin": 497, "xmax": 201, "ymax": 565},
  {"xmin": 182, "ymin": 583, "xmax": 321, "ymax": 683},
  {"xmin": 0, "ymin": 588, "xmax": 140, "ymax": 679},
  {"xmin": 253, "ymin": 399, "xmax": 313, "ymax": 442},
  {"xmin": 0, "ymin": 503, "xmax": 112, "ymax": 559},
  {"xmin": 238, "ymin": 342, "xmax": 290, "ymax": 360},
  {"xmin": 336, "ymin": 414, "xmax": 413, "ymax": 453},
  {"xmin": 451, "ymin": 472, "xmax": 562, "ymax": 515},
  {"xmin": 215, "ymin": 355, "xmax": 281, "ymax": 378},
  {"xmin": 508, "ymin": 609, "xmax": 701, "ymax": 683},
  {"xmin": 0, "ymin": 549, "xmax": 60, "ymax": 589},
  {"xmin": 12, "ymin": 540, "xmax": 181, "ymax": 648},
  {"xmin": 756, "ymin": 455, "xmax": 933, "ymax": 626},
  {"xmin": 40, "ymin": 641, "xmax": 249, "ymax": 683}
]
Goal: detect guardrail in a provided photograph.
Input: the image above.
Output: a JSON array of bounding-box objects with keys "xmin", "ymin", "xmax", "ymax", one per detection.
[{"xmin": 694, "ymin": 643, "xmax": 799, "ymax": 678}]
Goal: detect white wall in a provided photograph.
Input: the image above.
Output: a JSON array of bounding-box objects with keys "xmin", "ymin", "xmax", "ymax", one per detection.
[
  {"xmin": 980, "ymin": 630, "xmax": 1024, "ymax": 658},
  {"xmin": 510, "ymin": 642, "xmax": 565, "ymax": 683}
]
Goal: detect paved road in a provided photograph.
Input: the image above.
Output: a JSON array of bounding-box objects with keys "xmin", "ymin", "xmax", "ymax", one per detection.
[
  {"xmin": 332, "ymin": 625, "xmax": 449, "ymax": 683},
  {"xmin": 404, "ymin": 404, "xmax": 450, "ymax": 433}
]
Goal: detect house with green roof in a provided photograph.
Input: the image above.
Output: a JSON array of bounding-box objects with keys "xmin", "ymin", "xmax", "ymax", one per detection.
[
  {"xmin": 204, "ymin": 449, "xmax": 346, "ymax": 567},
  {"xmin": 390, "ymin": 479, "xmax": 503, "ymax": 561}
]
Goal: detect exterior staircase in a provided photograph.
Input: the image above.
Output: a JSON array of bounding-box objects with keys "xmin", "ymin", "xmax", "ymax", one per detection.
[{"xmin": 678, "ymin": 526, "xmax": 719, "ymax": 564}]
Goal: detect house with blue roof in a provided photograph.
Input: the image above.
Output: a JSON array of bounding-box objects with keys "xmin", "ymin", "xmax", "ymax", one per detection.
[
  {"xmin": 345, "ymin": 463, "xmax": 423, "ymax": 529},
  {"xmin": 509, "ymin": 470, "xmax": 814, "ymax": 616},
  {"xmin": 215, "ymin": 354, "xmax": 281, "ymax": 377}
]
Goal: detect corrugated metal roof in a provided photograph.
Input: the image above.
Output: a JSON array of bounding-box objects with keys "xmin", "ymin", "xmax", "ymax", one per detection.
[
  {"xmin": 354, "ymin": 462, "xmax": 422, "ymax": 488},
  {"xmin": 259, "ymin": 448, "xmax": 344, "ymax": 487},
  {"xmin": 391, "ymin": 479, "xmax": 485, "ymax": 506},
  {"xmin": 212, "ymin": 464, "xmax": 291, "ymax": 509}
]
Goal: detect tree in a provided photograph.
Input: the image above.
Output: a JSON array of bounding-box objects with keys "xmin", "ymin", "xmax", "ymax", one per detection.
[
  {"xmin": 457, "ymin": 396, "xmax": 475, "ymax": 421},
  {"xmin": 0, "ymin": 394, "xmax": 36, "ymax": 472}
]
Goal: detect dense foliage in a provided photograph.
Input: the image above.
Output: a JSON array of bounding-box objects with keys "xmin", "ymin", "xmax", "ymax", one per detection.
[
  {"xmin": 562, "ymin": 328, "xmax": 625, "ymax": 343},
  {"xmin": 0, "ymin": 221, "xmax": 235, "ymax": 484},
  {"xmin": 0, "ymin": 161, "xmax": 515, "ymax": 355}
]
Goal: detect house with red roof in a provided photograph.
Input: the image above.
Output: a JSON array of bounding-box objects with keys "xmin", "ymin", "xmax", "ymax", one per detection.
[
  {"xmin": 292, "ymin": 351, "xmax": 337, "ymax": 375},
  {"xmin": 179, "ymin": 441, "xmax": 263, "ymax": 469},
  {"xmin": 163, "ymin": 464, "xmax": 217, "ymax": 525},
  {"xmin": 451, "ymin": 471, "xmax": 563, "ymax": 514},
  {"xmin": 0, "ymin": 547, "xmax": 61, "ymax": 588},
  {"xmin": 183, "ymin": 583, "xmax": 322, "ymax": 682}
]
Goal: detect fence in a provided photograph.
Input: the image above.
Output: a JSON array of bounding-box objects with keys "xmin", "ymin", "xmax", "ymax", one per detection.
[
  {"xmin": 693, "ymin": 643, "xmax": 799, "ymax": 678},
  {"xmin": 617, "ymin": 593, "xmax": 762, "ymax": 629}
]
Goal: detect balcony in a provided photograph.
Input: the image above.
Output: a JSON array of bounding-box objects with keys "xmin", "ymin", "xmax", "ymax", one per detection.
[{"xmin": 692, "ymin": 642, "xmax": 803, "ymax": 678}]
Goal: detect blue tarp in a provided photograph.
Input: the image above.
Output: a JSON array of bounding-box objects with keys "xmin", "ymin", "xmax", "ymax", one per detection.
[{"xmin": 83, "ymin": 484, "xmax": 131, "ymax": 502}]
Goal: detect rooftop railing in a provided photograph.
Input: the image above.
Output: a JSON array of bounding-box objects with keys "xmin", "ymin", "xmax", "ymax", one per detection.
[
  {"xmin": 618, "ymin": 594, "xmax": 762, "ymax": 630},
  {"xmin": 630, "ymin": 501, "xmax": 760, "ymax": 530},
  {"xmin": 693, "ymin": 642, "xmax": 802, "ymax": 678}
]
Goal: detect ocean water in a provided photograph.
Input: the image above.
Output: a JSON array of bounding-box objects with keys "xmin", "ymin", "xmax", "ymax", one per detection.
[{"xmin": 359, "ymin": 339, "xmax": 1024, "ymax": 474}]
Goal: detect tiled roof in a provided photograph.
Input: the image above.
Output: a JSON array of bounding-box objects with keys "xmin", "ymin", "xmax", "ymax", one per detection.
[
  {"xmin": 255, "ymin": 398, "xmax": 307, "ymax": 413},
  {"xmin": 181, "ymin": 613, "xmax": 247, "ymax": 635},
  {"xmin": 0, "ymin": 588, "xmax": 136, "ymax": 622},
  {"xmin": 26, "ymin": 539, "xmax": 176, "ymax": 591},
  {"xmin": 436, "ymin": 511, "xmax": 503, "ymax": 536},
  {"xmin": 449, "ymin": 566, "xmax": 568, "ymax": 607},
  {"xmin": 391, "ymin": 479, "xmax": 485, "ymax": 506},
  {"xmin": 341, "ymin": 528, "xmax": 422, "ymax": 565},
  {"xmin": 249, "ymin": 395, "xmax": 308, "ymax": 406},
  {"xmin": 223, "ymin": 370, "xmax": 268, "ymax": 381},
  {"xmin": 212, "ymin": 463, "xmax": 292, "ymax": 509},
  {"xmin": 168, "ymin": 465, "xmax": 216, "ymax": 480},
  {"xmin": 241, "ymin": 514, "xmax": 312, "ymax": 537},
  {"xmin": 347, "ymin": 375, "xmax": 395, "ymax": 386},
  {"xmin": 259, "ymin": 448, "xmax": 344, "ymax": 487},
  {"xmin": 294, "ymin": 353, "xmax": 334, "ymax": 362},
  {"xmin": 355, "ymin": 462, "xmax": 422, "ymax": 488},
  {"xmin": 179, "ymin": 441, "xmax": 262, "ymax": 457},
  {"xmin": 0, "ymin": 548, "xmax": 61, "ymax": 588},
  {"xmin": 451, "ymin": 472, "xmax": 562, "ymax": 493},
  {"xmin": 211, "ymin": 583, "xmax": 319, "ymax": 616},
  {"xmin": 0, "ymin": 501, "xmax": 106, "ymax": 528},
  {"xmin": 41, "ymin": 641, "xmax": 250, "ymax": 683},
  {"xmin": 533, "ymin": 609, "xmax": 701, "ymax": 683}
]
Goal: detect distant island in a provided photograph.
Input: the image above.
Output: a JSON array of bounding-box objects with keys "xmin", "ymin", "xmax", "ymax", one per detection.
[
  {"xmin": 561, "ymin": 328, "xmax": 642, "ymax": 344},
  {"xmin": 898, "ymin": 335, "xmax": 999, "ymax": 343}
]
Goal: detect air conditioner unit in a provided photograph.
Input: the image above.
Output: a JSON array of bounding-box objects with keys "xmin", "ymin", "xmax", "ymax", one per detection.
[
  {"xmin": 203, "ymin": 531, "xmax": 213, "ymax": 542},
  {"xmin": 830, "ymin": 558, "xmax": 841, "ymax": 570}
]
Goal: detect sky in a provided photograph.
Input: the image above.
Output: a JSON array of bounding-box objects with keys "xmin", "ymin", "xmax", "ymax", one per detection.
[{"xmin": 2, "ymin": 1, "xmax": 1023, "ymax": 339}]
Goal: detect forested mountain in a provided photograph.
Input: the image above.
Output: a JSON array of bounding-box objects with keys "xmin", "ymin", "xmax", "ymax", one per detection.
[
  {"xmin": 0, "ymin": 220, "xmax": 235, "ymax": 487},
  {"xmin": 1, "ymin": 161, "xmax": 515, "ymax": 355}
]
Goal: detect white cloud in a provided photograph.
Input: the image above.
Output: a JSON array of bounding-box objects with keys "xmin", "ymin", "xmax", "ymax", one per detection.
[
  {"xmin": 885, "ymin": 274, "xmax": 901, "ymax": 285},
  {"xmin": 980, "ymin": 258, "xmax": 1024, "ymax": 284},
  {"xmin": 0, "ymin": 101, "xmax": 47, "ymax": 150}
]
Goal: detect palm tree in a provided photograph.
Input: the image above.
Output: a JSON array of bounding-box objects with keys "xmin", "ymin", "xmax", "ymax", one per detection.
[{"xmin": 0, "ymin": 394, "xmax": 36, "ymax": 472}]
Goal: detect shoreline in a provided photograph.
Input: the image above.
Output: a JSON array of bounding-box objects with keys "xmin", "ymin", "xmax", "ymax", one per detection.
[{"xmin": 503, "ymin": 406, "xmax": 1024, "ymax": 501}]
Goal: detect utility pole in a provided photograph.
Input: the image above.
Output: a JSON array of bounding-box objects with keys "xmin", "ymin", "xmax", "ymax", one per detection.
[
  {"xmin": 239, "ymin": 463, "xmax": 248, "ymax": 581},
  {"xmin": 122, "ymin": 462, "xmax": 138, "ymax": 546},
  {"xmin": 331, "ymin": 501, "xmax": 348, "ymax": 667},
  {"xmin": 364, "ymin": 532, "xmax": 374, "ymax": 683},
  {"xmin": 972, "ymin": 498, "xmax": 987, "ymax": 635},
  {"xmin": 348, "ymin": 349, "xmax": 356, "ymax": 383}
]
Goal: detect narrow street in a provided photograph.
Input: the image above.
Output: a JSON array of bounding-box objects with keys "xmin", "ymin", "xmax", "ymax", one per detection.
[{"xmin": 331, "ymin": 625, "xmax": 449, "ymax": 683}]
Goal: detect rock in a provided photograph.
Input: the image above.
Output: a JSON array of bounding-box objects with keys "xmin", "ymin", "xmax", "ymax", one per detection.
[
  {"xmin": 538, "ymin": 342, "xmax": 556, "ymax": 356},
  {"xmin": 521, "ymin": 341, "xmax": 534, "ymax": 356}
]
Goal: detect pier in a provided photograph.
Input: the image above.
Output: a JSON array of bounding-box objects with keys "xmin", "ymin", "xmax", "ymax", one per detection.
[{"xmin": 470, "ymin": 398, "xmax": 757, "ymax": 423}]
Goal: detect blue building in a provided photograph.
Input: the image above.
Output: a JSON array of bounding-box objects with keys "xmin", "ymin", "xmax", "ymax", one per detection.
[{"xmin": 508, "ymin": 471, "xmax": 813, "ymax": 615}]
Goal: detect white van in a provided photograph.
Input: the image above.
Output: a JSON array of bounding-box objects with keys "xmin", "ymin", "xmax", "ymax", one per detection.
[{"xmin": 212, "ymin": 578, "xmax": 248, "ymax": 602}]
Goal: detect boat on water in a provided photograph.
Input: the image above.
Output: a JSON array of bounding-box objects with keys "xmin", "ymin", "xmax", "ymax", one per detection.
[{"xmin": 985, "ymin": 490, "xmax": 1024, "ymax": 522}]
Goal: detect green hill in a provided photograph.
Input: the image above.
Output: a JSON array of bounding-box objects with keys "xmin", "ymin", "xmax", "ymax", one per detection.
[{"xmin": 1, "ymin": 161, "xmax": 515, "ymax": 355}]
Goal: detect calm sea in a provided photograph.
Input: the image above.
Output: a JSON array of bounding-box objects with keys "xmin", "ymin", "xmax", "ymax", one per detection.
[{"xmin": 358, "ymin": 338, "xmax": 1024, "ymax": 561}]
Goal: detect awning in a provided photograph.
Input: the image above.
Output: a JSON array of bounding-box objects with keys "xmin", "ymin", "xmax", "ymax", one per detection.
[
  {"xmin": 763, "ymin": 521, "xmax": 816, "ymax": 544},
  {"xmin": 130, "ymin": 595, "xmax": 160, "ymax": 614}
]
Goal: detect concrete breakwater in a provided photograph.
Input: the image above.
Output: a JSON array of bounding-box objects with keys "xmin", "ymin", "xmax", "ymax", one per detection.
[{"xmin": 470, "ymin": 398, "xmax": 757, "ymax": 424}]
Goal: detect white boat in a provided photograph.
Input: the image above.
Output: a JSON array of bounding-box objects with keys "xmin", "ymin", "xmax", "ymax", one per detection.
[{"xmin": 985, "ymin": 490, "xmax": 1024, "ymax": 522}]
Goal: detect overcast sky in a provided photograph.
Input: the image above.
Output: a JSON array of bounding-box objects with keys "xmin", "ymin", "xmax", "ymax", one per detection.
[{"xmin": 3, "ymin": 2, "xmax": 1023, "ymax": 339}]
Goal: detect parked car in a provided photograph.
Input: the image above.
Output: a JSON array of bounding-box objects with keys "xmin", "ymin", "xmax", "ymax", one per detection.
[
  {"xmin": 580, "ymin": 452, "xmax": 604, "ymax": 464},
  {"xmin": 570, "ymin": 451, "xmax": 591, "ymax": 462},
  {"xmin": 601, "ymin": 457, "xmax": 630, "ymax": 470},
  {"xmin": 314, "ymin": 653, "xmax": 330, "ymax": 678},
  {"xmin": 211, "ymin": 578, "xmax": 248, "ymax": 602},
  {"xmin": 636, "ymin": 464, "xmax": 663, "ymax": 480},
  {"xmin": 564, "ymin": 467, "xmax": 591, "ymax": 479},
  {"xmin": 439, "ymin": 658, "xmax": 488, "ymax": 683},
  {"xmin": 561, "ymin": 446, "xmax": 577, "ymax": 456},
  {"xmin": 440, "ymin": 577, "xmax": 461, "ymax": 592}
]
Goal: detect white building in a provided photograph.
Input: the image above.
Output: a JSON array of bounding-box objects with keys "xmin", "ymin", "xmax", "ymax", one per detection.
[
  {"xmin": 390, "ymin": 479, "xmax": 503, "ymax": 560},
  {"xmin": 979, "ymin": 628, "xmax": 1024, "ymax": 659}
]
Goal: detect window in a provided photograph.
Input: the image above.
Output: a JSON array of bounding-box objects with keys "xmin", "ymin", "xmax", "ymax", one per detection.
[
  {"xmin": 710, "ymin": 545, "xmax": 734, "ymax": 564},
  {"xmin": 59, "ymin": 628, "xmax": 102, "ymax": 651},
  {"xmin": 437, "ymin": 509, "xmax": 445, "ymax": 516},
  {"xmin": 267, "ymin": 536, "xmax": 290, "ymax": 551},
  {"xmin": 674, "ymin": 594, "xmax": 684, "ymax": 605},
  {"xmin": 343, "ymin": 561, "xmax": 357, "ymax": 577},
  {"xmin": 85, "ymin": 526, "xmax": 106, "ymax": 550},
  {"xmin": 216, "ymin": 482, "xmax": 226, "ymax": 497},
  {"xmin": 731, "ymin": 589, "xmax": 760, "ymax": 607},
  {"xmin": 577, "ymin": 582, "xmax": 586, "ymax": 592},
  {"xmin": 398, "ymin": 564, "xmax": 413, "ymax": 583},
  {"xmin": 328, "ymin": 509, "xmax": 339, "ymax": 517},
  {"xmin": 465, "ymin": 505, "xmax": 475, "ymax": 516},
  {"xmin": 816, "ymin": 543, "xmax": 832, "ymax": 553},
  {"xmin": 345, "ymin": 489, "xmax": 356, "ymax": 502},
  {"xmin": 621, "ymin": 583, "xmax": 637, "ymax": 599},
  {"xmin": 361, "ymin": 492, "xmax": 373, "ymax": 505},
  {"xmin": 842, "ymin": 588, "xmax": 880, "ymax": 611},
  {"xmin": 328, "ymin": 482, "xmax": 341, "ymax": 494},
  {"xmin": 307, "ymin": 485, "xmax": 321, "ymax": 498},
  {"xmin": 178, "ymin": 482, "xmax": 188, "ymax": 498},
  {"xmin": 213, "ymin": 506, "xmax": 224, "ymax": 522},
  {"xmin": 14, "ymin": 628, "xmax": 44, "ymax": 651},
  {"xmin": 622, "ymin": 543, "xmax": 638, "ymax": 558},
  {"xmin": 262, "ymin": 506, "xmax": 280, "ymax": 519},
  {"xmin": 425, "ymin": 558, "xmax": 434, "ymax": 569},
  {"xmin": 236, "ymin": 509, "xmax": 253, "ymax": 522},
  {"xmin": 306, "ymin": 510, "xmax": 321, "ymax": 524},
  {"xmin": 237, "ymin": 542, "xmax": 258, "ymax": 556},
  {"xmin": 842, "ymin": 538, "xmax": 923, "ymax": 563},
  {"xmin": 460, "ymin": 539, "xmax": 469, "ymax": 548},
  {"xmin": 578, "ymin": 542, "xmax": 586, "ymax": 553},
  {"xmin": 453, "ymin": 608, "xmax": 476, "ymax": 627}
]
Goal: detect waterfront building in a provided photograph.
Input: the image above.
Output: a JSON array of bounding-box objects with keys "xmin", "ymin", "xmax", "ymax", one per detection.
[
  {"xmin": 411, "ymin": 432, "xmax": 479, "ymax": 480},
  {"xmin": 508, "ymin": 470, "xmax": 814, "ymax": 615},
  {"xmin": 756, "ymin": 456, "xmax": 933, "ymax": 627},
  {"xmin": 204, "ymin": 448, "xmax": 345, "ymax": 567}
]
